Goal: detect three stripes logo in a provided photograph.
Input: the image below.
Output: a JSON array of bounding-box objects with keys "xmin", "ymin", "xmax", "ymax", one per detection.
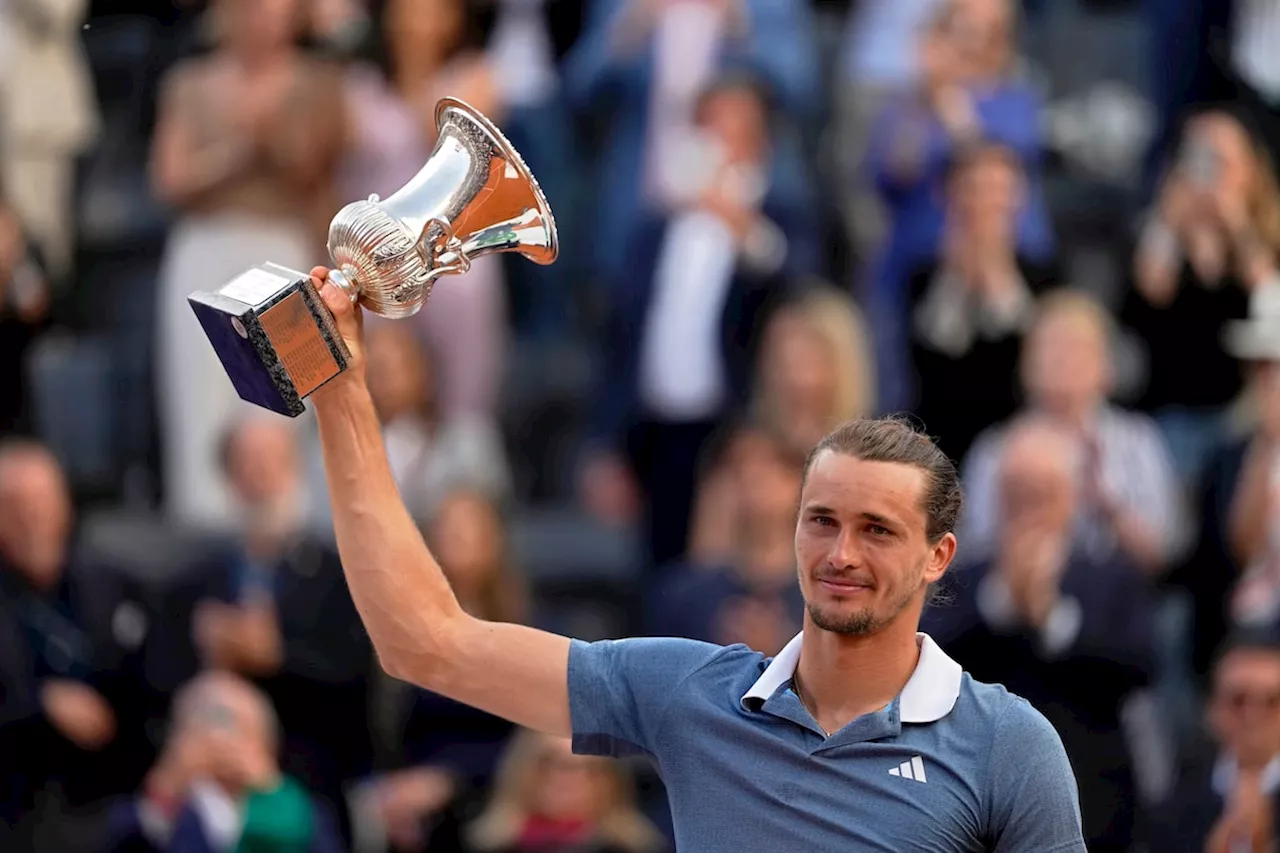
[{"xmin": 888, "ymin": 755, "xmax": 928, "ymax": 783}]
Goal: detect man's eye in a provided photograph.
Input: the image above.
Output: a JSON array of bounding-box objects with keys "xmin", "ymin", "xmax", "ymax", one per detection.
[
  {"xmin": 869, "ymin": 525, "xmax": 891, "ymax": 536},
  {"xmin": 811, "ymin": 515, "xmax": 835, "ymax": 527}
]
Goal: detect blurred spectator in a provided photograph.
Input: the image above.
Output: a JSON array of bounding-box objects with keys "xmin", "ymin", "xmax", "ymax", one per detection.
[
  {"xmin": 687, "ymin": 284, "xmax": 872, "ymax": 565},
  {"xmin": 150, "ymin": 0, "xmax": 345, "ymax": 528},
  {"xmin": 340, "ymin": 0, "xmax": 508, "ymax": 419},
  {"xmin": 561, "ymin": 0, "xmax": 821, "ymax": 285},
  {"xmin": 307, "ymin": 0, "xmax": 373, "ymax": 58},
  {"xmin": 686, "ymin": 426, "xmax": 775, "ymax": 569},
  {"xmin": 961, "ymin": 290, "xmax": 1186, "ymax": 575},
  {"xmin": 104, "ymin": 670, "xmax": 345, "ymax": 853},
  {"xmin": 307, "ymin": 323, "xmax": 511, "ymax": 529},
  {"xmin": 925, "ymin": 416, "xmax": 1155, "ymax": 852},
  {"xmin": 864, "ymin": 0, "xmax": 1053, "ymax": 412},
  {"xmin": 645, "ymin": 433, "xmax": 801, "ymax": 656},
  {"xmin": 482, "ymin": 0, "xmax": 585, "ymax": 341},
  {"xmin": 1146, "ymin": 630, "xmax": 1280, "ymax": 853},
  {"xmin": 1122, "ymin": 107, "xmax": 1280, "ymax": 489},
  {"xmin": 188, "ymin": 416, "xmax": 372, "ymax": 845},
  {"xmin": 580, "ymin": 74, "xmax": 810, "ymax": 565},
  {"xmin": 0, "ymin": 0, "xmax": 100, "ymax": 281},
  {"xmin": 751, "ymin": 283, "xmax": 876, "ymax": 460},
  {"xmin": 0, "ymin": 441, "xmax": 152, "ymax": 844},
  {"xmin": 1186, "ymin": 286, "xmax": 1280, "ymax": 682},
  {"xmin": 907, "ymin": 142, "xmax": 1059, "ymax": 463},
  {"xmin": 358, "ymin": 490, "xmax": 524, "ymax": 852},
  {"xmin": 1149, "ymin": 0, "xmax": 1280, "ymax": 174},
  {"xmin": 427, "ymin": 490, "xmax": 528, "ymax": 631},
  {"xmin": 0, "ymin": 445, "xmax": 115, "ymax": 804},
  {"xmin": 102, "ymin": 691, "xmax": 211, "ymax": 852},
  {"xmin": 463, "ymin": 730, "xmax": 667, "ymax": 853},
  {"xmin": 833, "ymin": 0, "xmax": 944, "ymax": 260},
  {"xmin": 0, "ymin": 191, "xmax": 52, "ymax": 436}
]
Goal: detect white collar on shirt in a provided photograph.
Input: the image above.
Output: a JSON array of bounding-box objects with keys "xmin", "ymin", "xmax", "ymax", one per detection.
[
  {"xmin": 1212, "ymin": 754, "xmax": 1280, "ymax": 798},
  {"xmin": 188, "ymin": 780, "xmax": 244, "ymax": 851},
  {"xmin": 740, "ymin": 632, "xmax": 964, "ymax": 723}
]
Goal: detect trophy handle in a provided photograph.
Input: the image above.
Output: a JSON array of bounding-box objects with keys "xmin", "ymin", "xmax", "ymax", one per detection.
[
  {"xmin": 329, "ymin": 216, "xmax": 475, "ymax": 308},
  {"xmin": 420, "ymin": 217, "xmax": 472, "ymax": 280}
]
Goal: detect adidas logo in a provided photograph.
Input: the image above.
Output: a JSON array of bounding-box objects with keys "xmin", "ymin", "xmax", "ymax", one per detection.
[{"xmin": 888, "ymin": 756, "xmax": 928, "ymax": 783}]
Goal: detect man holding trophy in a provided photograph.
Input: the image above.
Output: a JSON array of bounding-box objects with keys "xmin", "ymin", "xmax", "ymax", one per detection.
[{"xmin": 189, "ymin": 99, "xmax": 1085, "ymax": 850}]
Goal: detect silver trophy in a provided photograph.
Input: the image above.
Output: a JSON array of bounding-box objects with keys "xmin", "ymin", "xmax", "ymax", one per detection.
[{"xmin": 187, "ymin": 97, "xmax": 558, "ymax": 417}]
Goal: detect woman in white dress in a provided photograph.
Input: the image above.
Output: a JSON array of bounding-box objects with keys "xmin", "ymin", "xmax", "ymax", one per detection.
[{"xmin": 150, "ymin": 0, "xmax": 345, "ymax": 528}]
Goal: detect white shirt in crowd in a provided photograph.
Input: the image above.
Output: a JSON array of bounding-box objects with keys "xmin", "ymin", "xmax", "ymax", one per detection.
[{"xmin": 638, "ymin": 210, "xmax": 739, "ymax": 422}]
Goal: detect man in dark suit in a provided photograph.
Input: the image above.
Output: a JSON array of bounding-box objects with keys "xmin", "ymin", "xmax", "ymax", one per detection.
[
  {"xmin": 102, "ymin": 670, "xmax": 346, "ymax": 853},
  {"xmin": 0, "ymin": 440, "xmax": 152, "ymax": 850},
  {"xmin": 1146, "ymin": 630, "xmax": 1280, "ymax": 853},
  {"xmin": 643, "ymin": 431, "xmax": 803, "ymax": 655},
  {"xmin": 923, "ymin": 415, "xmax": 1155, "ymax": 853},
  {"xmin": 578, "ymin": 70, "xmax": 819, "ymax": 566},
  {"xmin": 185, "ymin": 416, "xmax": 372, "ymax": 845}
]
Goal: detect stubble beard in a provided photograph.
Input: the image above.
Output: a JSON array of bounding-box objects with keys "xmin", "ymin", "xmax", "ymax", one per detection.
[{"xmin": 805, "ymin": 566, "xmax": 924, "ymax": 637}]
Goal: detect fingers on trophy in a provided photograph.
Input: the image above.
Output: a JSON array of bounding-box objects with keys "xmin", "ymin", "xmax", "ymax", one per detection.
[{"xmin": 187, "ymin": 97, "xmax": 559, "ymax": 417}]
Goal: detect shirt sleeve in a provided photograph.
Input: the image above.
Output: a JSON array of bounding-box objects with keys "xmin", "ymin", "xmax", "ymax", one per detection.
[
  {"xmin": 568, "ymin": 636, "xmax": 725, "ymax": 758},
  {"xmin": 987, "ymin": 698, "xmax": 1088, "ymax": 852}
]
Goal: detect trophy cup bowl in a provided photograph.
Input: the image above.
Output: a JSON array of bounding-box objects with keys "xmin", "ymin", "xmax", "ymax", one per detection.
[{"xmin": 186, "ymin": 97, "xmax": 558, "ymax": 417}]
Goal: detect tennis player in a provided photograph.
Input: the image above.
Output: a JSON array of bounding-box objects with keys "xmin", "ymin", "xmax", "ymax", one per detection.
[{"xmin": 307, "ymin": 268, "xmax": 1087, "ymax": 851}]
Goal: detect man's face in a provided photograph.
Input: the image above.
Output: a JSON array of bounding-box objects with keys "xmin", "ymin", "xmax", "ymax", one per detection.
[
  {"xmin": 942, "ymin": 0, "xmax": 1013, "ymax": 80},
  {"xmin": 1022, "ymin": 312, "xmax": 1108, "ymax": 417},
  {"xmin": 739, "ymin": 448, "xmax": 801, "ymax": 531},
  {"xmin": 222, "ymin": 0, "xmax": 300, "ymax": 54},
  {"xmin": 226, "ymin": 420, "xmax": 299, "ymax": 508},
  {"xmin": 700, "ymin": 85, "xmax": 768, "ymax": 167},
  {"xmin": 189, "ymin": 682, "xmax": 277, "ymax": 794},
  {"xmin": 1210, "ymin": 649, "xmax": 1280, "ymax": 767},
  {"xmin": 997, "ymin": 427, "xmax": 1078, "ymax": 536},
  {"xmin": 761, "ymin": 311, "xmax": 835, "ymax": 413},
  {"xmin": 794, "ymin": 452, "xmax": 954, "ymax": 636},
  {"xmin": 953, "ymin": 152, "xmax": 1022, "ymax": 237},
  {"xmin": 0, "ymin": 453, "xmax": 71, "ymax": 587},
  {"xmin": 365, "ymin": 324, "xmax": 432, "ymax": 424}
]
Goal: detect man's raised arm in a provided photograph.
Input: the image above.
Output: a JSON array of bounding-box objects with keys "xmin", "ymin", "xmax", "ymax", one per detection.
[{"xmin": 307, "ymin": 269, "xmax": 572, "ymax": 736}]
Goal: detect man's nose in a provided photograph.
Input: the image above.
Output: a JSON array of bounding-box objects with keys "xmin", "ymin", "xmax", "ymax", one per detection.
[{"xmin": 831, "ymin": 527, "xmax": 864, "ymax": 570}]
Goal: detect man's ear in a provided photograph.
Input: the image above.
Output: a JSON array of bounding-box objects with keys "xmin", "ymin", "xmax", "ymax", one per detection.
[{"xmin": 925, "ymin": 532, "xmax": 958, "ymax": 584}]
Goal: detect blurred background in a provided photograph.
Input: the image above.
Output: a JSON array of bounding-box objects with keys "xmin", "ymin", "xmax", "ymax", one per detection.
[{"xmin": 3, "ymin": 0, "xmax": 1280, "ymax": 850}]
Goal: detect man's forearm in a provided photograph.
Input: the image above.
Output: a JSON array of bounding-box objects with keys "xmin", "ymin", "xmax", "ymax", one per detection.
[{"xmin": 312, "ymin": 381, "xmax": 465, "ymax": 683}]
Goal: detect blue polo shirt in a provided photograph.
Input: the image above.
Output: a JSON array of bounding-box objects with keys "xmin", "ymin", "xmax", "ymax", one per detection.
[{"xmin": 568, "ymin": 631, "xmax": 1086, "ymax": 852}]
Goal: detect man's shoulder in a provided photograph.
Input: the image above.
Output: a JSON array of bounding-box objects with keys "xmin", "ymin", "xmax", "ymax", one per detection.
[
  {"xmin": 955, "ymin": 672, "xmax": 1060, "ymax": 745},
  {"xmin": 568, "ymin": 637, "xmax": 768, "ymax": 756},
  {"xmin": 955, "ymin": 672, "xmax": 1017, "ymax": 719},
  {"xmin": 573, "ymin": 635, "xmax": 764, "ymax": 676},
  {"xmin": 956, "ymin": 675, "xmax": 1072, "ymax": 775},
  {"xmin": 570, "ymin": 635, "xmax": 769, "ymax": 704}
]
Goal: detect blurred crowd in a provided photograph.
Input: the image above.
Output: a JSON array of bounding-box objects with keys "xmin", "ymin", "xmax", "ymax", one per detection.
[{"xmin": 5, "ymin": 0, "xmax": 1280, "ymax": 850}]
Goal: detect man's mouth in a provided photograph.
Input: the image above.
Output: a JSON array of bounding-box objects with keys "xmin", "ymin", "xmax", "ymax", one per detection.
[{"xmin": 816, "ymin": 577, "xmax": 875, "ymax": 594}]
